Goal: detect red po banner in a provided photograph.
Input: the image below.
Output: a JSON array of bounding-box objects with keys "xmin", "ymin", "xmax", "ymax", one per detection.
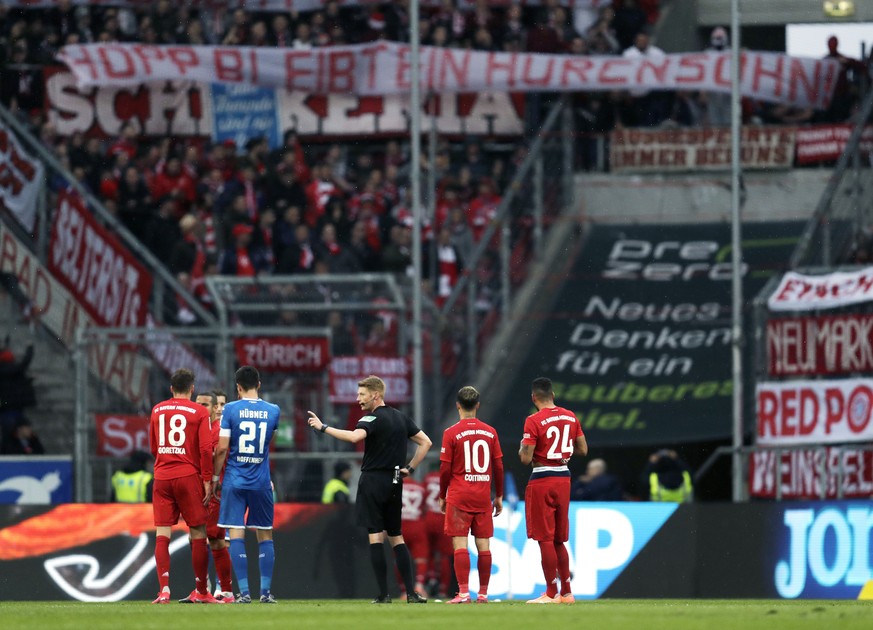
[
  {"xmin": 233, "ymin": 336, "xmax": 330, "ymax": 372},
  {"xmin": 756, "ymin": 378, "xmax": 873, "ymax": 446},
  {"xmin": 329, "ymin": 355, "xmax": 411, "ymax": 403},
  {"xmin": 56, "ymin": 43, "xmax": 839, "ymax": 109},
  {"xmin": 767, "ymin": 314, "xmax": 873, "ymax": 378},
  {"xmin": 748, "ymin": 446, "xmax": 873, "ymax": 500},
  {"xmin": 95, "ymin": 414, "xmax": 150, "ymax": 458},
  {"xmin": 49, "ymin": 190, "xmax": 152, "ymax": 328}
]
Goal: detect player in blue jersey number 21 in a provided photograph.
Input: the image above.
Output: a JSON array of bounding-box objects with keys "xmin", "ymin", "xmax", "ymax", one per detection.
[{"xmin": 213, "ymin": 366, "xmax": 280, "ymax": 604}]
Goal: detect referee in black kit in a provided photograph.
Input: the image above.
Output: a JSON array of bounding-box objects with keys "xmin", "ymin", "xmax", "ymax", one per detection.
[{"xmin": 308, "ymin": 374, "xmax": 432, "ymax": 604}]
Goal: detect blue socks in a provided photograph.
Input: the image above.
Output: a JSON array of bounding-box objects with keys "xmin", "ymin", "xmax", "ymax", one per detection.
[
  {"xmin": 259, "ymin": 540, "xmax": 274, "ymax": 595},
  {"xmin": 230, "ymin": 538, "xmax": 249, "ymax": 596}
]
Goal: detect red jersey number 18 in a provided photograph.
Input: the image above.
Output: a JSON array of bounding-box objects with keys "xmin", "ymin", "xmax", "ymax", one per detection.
[
  {"xmin": 158, "ymin": 413, "xmax": 187, "ymax": 446},
  {"xmin": 545, "ymin": 424, "xmax": 573, "ymax": 462}
]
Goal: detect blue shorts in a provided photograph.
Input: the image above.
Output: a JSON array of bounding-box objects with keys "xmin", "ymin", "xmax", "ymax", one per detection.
[{"xmin": 217, "ymin": 484, "xmax": 274, "ymax": 530}]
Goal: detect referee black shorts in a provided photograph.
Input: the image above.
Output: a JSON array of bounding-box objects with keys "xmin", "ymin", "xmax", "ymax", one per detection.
[{"xmin": 356, "ymin": 470, "xmax": 402, "ymax": 536}]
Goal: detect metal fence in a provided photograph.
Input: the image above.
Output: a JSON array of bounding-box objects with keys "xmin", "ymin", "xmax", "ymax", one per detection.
[
  {"xmin": 74, "ymin": 326, "xmax": 339, "ymax": 502},
  {"xmin": 0, "ymin": 103, "xmax": 214, "ymax": 327},
  {"xmin": 433, "ymin": 98, "xmax": 574, "ymax": 413},
  {"xmin": 789, "ymin": 87, "xmax": 873, "ymax": 269}
]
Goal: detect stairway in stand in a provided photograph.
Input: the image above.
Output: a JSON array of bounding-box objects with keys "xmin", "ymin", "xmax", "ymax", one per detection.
[{"xmin": 0, "ymin": 290, "xmax": 77, "ymax": 455}]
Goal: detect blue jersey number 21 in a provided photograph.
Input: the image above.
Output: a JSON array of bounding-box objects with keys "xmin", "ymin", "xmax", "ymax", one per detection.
[{"xmin": 239, "ymin": 421, "xmax": 268, "ymax": 455}]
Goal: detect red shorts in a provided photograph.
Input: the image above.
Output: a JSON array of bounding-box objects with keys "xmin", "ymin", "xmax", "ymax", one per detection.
[
  {"xmin": 206, "ymin": 499, "xmax": 225, "ymax": 540},
  {"xmin": 402, "ymin": 519, "xmax": 429, "ymax": 560},
  {"xmin": 444, "ymin": 503, "xmax": 493, "ymax": 538},
  {"xmin": 525, "ymin": 476, "xmax": 570, "ymax": 542},
  {"xmin": 153, "ymin": 475, "xmax": 208, "ymax": 528}
]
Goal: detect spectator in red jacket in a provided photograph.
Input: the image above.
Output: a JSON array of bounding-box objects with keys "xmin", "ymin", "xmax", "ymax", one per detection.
[
  {"xmin": 467, "ymin": 178, "xmax": 501, "ymax": 243},
  {"xmin": 151, "ymin": 157, "xmax": 196, "ymax": 214}
]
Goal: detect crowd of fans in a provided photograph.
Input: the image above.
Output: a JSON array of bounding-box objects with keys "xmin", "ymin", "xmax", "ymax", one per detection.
[{"xmin": 0, "ymin": 0, "xmax": 870, "ymax": 342}]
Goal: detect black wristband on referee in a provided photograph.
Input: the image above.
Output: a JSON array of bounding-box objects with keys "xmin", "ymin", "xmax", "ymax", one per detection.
[
  {"xmin": 320, "ymin": 424, "xmax": 329, "ymax": 433},
  {"xmin": 406, "ymin": 464, "xmax": 415, "ymax": 474}
]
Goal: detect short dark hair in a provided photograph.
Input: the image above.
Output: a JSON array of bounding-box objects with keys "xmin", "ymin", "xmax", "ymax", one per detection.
[
  {"xmin": 195, "ymin": 391, "xmax": 217, "ymax": 405},
  {"xmin": 531, "ymin": 377, "xmax": 553, "ymax": 400},
  {"xmin": 235, "ymin": 366, "xmax": 260, "ymax": 391},
  {"xmin": 212, "ymin": 388, "xmax": 227, "ymax": 401},
  {"xmin": 457, "ymin": 386, "xmax": 480, "ymax": 411},
  {"xmin": 170, "ymin": 369, "xmax": 195, "ymax": 395}
]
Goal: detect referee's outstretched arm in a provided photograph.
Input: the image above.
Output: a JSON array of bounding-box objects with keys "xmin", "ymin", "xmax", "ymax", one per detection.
[{"xmin": 306, "ymin": 410, "xmax": 367, "ymax": 444}]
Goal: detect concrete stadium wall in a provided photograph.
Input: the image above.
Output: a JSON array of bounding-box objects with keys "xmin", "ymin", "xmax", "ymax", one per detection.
[{"xmin": 576, "ymin": 169, "xmax": 832, "ymax": 225}]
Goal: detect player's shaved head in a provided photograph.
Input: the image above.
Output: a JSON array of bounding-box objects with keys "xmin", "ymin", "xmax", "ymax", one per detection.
[{"xmin": 531, "ymin": 377, "xmax": 554, "ymax": 401}]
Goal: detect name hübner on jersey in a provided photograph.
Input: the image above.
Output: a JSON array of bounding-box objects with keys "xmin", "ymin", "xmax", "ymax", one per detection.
[
  {"xmin": 464, "ymin": 473, "xmax": 491, "ymax": 482},
  {"xmin": 235, "ymin": 456, "xmax": 264, "ymax": 464},
  {"xmin": 239, "ymin": 409, "xmax": 270, "ymax": 419},
  {"xmin": 158, "ymin": 446, "xmax": 186, "ymax": 454}
]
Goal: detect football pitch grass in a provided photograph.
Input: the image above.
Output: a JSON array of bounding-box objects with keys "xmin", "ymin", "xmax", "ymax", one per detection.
[{"xmin": 1, "ymin": 599, "xmax": 872, "ymax": 630}]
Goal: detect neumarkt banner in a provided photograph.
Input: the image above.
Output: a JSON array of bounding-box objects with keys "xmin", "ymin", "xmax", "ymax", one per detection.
[{"xmin": 497, "ymin": 222, "xmax": 803, "ymax": 447}]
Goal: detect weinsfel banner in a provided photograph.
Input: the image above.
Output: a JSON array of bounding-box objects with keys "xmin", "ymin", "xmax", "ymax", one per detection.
[
  {"xmin": 329, "ymin": 355, "xmax": 410, "ymax": 404},
  {"xmin": 757, "ymin": 378, "xmax": 873, "ymax": 446},
  {"xmin": 0, "ymin": 121, "xmax": 44, "ymax": 232},
  {"xmin": 767, "ymin": 268, "xmax": 873, "ymax": 312},
  {"xmin": 233, "ymin": 337, "xmax": 330, "ymax": 372},
  {"xmin": 49, "ymin": 190, "xmax": 152, "ymax": 328},
  {"xmin": 795, "ymin": 125, "xmax": 873, "ymax": 165},
  {"xmin": 56, "ymin": 43, "xmax": 839, "ymax": 109},
  {"xmin": 610, "ymin": 127, "xmax": 795, "ymax": 173},
  {"xmin": 748, "ymin": 446, "xmax": 873, "ymax": 500},
  {"xmin": 767, "ymin": 313, "xmax": 873, "ymax": 377}
]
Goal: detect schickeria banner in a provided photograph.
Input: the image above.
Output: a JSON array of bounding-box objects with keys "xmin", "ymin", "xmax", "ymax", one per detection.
[{"xmin": 494, "ymin": 222, "xmax": 803, "ymax": 447}]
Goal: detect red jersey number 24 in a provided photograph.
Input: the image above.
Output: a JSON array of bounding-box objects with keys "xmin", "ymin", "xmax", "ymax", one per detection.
[{"xmin": 546, "ymin": 424, "xmax": 573, "ymax": 462}]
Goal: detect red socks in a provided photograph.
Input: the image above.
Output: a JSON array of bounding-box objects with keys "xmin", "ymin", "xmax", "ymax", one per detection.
[
  {"xmin": 155, "ymin": 535, "xmax": 171, "ymax": 593},
  {"xmin": 538, "ymin": 541, "xmax": 559, "ymax": 597},
  {"xmin": 477, "ymin": 550, "xmax": 492, "ymax": 595},
  {"xmin": 555, "ymin": 542, "xmax": 571, "ymax": 595},
  {"xmin": 453, "ymin": 548, "xmax": 470, "ymax": 594},
  {"xmin": 213, "ymin": 546, "xmax": 233, "ymax": 594},
  {"xmin": 191, "ymin": 538, "xmax": 209, "ymax": 594}
]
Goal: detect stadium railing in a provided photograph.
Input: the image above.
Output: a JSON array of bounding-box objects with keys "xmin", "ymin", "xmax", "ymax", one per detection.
[
  {"xmin": 0, "ymin": 103, "xmax": 216, "ymax": 327},
  {"xmin": 788, "ymin": 86, "xmax": 873, "ymax": 269}
]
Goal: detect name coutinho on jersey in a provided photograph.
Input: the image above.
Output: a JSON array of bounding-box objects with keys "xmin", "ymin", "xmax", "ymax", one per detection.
[
  {"xmin": 239, "ymin": 409, "xmax": 269, "ymax": 419},
  {"xmin": 464, "ymin": 473, "xmax": 491, "ymax": 482},
  {"xmin": 158, "ymin": 447, "xmax": 186, "ymax": 454}
]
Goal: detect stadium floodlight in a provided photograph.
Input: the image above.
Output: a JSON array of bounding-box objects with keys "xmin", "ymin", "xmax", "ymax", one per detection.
[{"xmin": 823, "ymin": 1, "xmax": 855, "ymax": 18}]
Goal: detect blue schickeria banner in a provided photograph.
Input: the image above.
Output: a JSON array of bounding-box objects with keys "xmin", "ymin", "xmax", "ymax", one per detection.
[
  {"xmin": 0, "ymin": 457, "xmax": 73, "ymax": 504},
  {"xmin": 210, "ymin": 84, "xmax": 280, "ymax": 150}
]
